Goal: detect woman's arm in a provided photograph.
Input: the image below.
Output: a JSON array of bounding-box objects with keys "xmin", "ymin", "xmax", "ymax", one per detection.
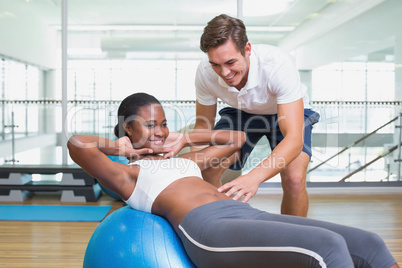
[
  {"xmin": 67, "ymin": 135, "xmax": 151, "ymax": 199},
  {"xmin": 169, "ymin": 130, "xmax": 246, "ymax": 171}
]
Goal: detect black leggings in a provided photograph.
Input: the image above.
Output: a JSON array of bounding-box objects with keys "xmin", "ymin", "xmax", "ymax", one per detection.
[{"xmin": 176, "ymin": 200, "xmax": 395, "ymax": 268}]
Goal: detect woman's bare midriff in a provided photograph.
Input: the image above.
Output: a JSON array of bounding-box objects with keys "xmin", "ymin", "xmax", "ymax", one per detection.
[{"xmin": 151, "ymin": 176, "xmax": 231, "ymax": 231}]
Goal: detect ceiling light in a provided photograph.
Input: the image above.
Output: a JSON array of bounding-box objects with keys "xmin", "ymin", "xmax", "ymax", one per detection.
[
  {"xmin": 243, "ymin": 0, "xmax": 291, "ymax": 17},
  {"xmin": 0, "ymin": 11, "xmax": 16, "ymax": 18},
  {"xmin": 52, "ymin": 25, "xmax": 204, "ymax": 32},
  {"xmin": 248, "ymin": 26, "xmax": 295, "ymax": 32},
  {"xmin": 52, "ymin": 24, "xmax": 294, "ymax": 33},
  {"xmin": 306, "ymin": 13, "xmax": 319, "ymax": 19}
]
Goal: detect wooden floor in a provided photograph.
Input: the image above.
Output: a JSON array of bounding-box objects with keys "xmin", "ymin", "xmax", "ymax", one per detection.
[{"xmin": 0, "ymin": 193, "xmax": 401, "ymax": 267}]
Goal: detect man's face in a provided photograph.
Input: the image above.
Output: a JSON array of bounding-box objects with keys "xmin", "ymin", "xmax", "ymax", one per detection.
[{"xmin": 207, "ymin": 40, "xmax": 251, "ymax": 91}]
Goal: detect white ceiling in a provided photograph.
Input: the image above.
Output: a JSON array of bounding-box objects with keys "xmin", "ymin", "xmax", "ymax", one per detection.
[{"xmin": 1, "ymin": 0, "xmax": 400, "ymax": 68}]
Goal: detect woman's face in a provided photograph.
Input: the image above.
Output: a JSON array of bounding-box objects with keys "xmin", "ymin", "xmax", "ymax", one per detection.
[{"xmin": 125, "ymin": 103, "xmax": 169, "ymax": 152}]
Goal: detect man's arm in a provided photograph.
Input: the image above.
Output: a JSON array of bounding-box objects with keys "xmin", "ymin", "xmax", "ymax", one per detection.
[
  {"xmin": 218, "ymin": 98, "xmax": 304, "ymax": 202},
  {"xmin": 194, "ymin": 100, "xmax": 217, "ymax": 131},
  {"xmin": 191, "ymin": 100, "xmax": 218, "ymax": 151}
]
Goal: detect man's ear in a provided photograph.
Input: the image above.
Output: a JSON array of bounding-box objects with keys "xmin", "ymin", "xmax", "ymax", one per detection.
[{"xmin": 245, "ymin": 42, "xmax": 251, "ymax": 56}]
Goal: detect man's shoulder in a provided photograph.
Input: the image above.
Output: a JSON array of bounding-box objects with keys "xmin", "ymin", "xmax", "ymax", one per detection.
[
  {"xmin": 199, "ymin": 55, "xmax": 211, "ymax": 66},
  {"xmin": 197, "ymin": 57, "xmax": 218, "ymax": 78}
]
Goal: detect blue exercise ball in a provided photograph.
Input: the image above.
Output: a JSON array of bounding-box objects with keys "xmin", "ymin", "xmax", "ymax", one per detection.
[
  {"xmin": 98, "ymin": 155, "xmax": 128, "ymax": 201},
  {"xmin": 83, "ymin": 206, "xmax": 195, "ymax": 268},
  {"xmin": 98, "ymin": 182, "xmax": 122, "ymax": 201}
]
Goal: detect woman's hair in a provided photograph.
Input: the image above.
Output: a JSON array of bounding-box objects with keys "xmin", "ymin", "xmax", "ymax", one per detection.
[
  {"xmin": 114, "ymin": 92, "xmax": 161, "ymax": 138},
  {"xmin": 200, "ymin": 14, "xmax": 248, "ymax": 56}
]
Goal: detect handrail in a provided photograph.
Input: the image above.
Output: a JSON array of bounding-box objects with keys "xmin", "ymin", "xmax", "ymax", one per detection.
[
  {"xmin": 339, "ymin": 142, "xmax": 401, "ymax": 182},
  {"xmin": 312, "ymin": 100, "xmax": 402, "ymax": 106},
  {"xmin": 308, "ymin": 116, "xmax": 399, "ymax": 173},
  {"xmin": 1, "ymin": 99, "xmax": 402, "ymax": 105}
]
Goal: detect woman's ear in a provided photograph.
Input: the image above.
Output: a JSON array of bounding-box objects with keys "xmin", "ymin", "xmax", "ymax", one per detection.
[{"xmin": 123, "ymin": 123, "xmax": 132, "ymax": 136}]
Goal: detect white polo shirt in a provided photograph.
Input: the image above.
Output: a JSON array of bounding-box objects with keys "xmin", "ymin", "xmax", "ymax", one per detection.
[{"xmin": 195, "ymin": 44, "xmax": 310, "ymax": 115}]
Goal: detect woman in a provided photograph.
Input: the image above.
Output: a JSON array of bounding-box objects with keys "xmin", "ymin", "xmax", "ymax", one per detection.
[{"xmin": 68, "ymin": 92, "xmax": 398, "ymax": 268}]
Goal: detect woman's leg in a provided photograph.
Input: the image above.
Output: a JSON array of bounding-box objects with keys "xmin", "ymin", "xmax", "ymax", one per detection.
[
  {"xmin": 178, "ymin": 218, "xmax": 353, "ymax": 268},
  {"xmin": 256, "ymin": 207, "xmax": 397, "ymax": 268},
  {"xmin": 177, "ymin": 200, "xmax": 360, "ymax": 268}
]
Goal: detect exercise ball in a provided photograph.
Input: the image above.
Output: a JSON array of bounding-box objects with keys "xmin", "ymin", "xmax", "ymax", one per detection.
[
  {"xmin": 98, "ymin": 155, "xmax": 129, "ymax": 201},
  {"xmin": 83, "ymin": 206, "xmax": 195, "ymax": 268},
  {"xmin": 98, "ymin": 182, "xmax": 122, "ymax": 201}
]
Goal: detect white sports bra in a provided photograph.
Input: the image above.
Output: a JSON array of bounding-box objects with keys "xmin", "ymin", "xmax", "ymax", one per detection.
[{"xmin": 124, "ymin": 157, "xmax": 203, "ymax": 213}]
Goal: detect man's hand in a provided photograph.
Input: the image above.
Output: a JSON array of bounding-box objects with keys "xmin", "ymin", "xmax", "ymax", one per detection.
[{"xmin": 217, "ymin": 173, "xmax": 261, "ymax": 203}]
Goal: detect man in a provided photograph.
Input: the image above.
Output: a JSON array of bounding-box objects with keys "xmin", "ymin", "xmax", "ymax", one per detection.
[{"xmin": 193, "ymin": 14, "xmax": 319, "ymax": 217}]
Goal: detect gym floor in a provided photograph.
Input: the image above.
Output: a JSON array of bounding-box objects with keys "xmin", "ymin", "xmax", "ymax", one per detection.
[{"xmin": 0, "ymin": 193, "xmax": 401, "ymax": 267}]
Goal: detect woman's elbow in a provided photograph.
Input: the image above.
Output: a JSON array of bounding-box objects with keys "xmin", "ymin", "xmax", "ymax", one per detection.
[
  {"xmin": 240, "ymin": 131, "xmax": 246, "ymax": 146},
  {"xmin": 67, "ymin": 135, "xmax": 77, "ymax": 147},
  {"xmin": 234, "ymin": 131, "xmax": 246, "ymax": 148},
  {"xmin": 67, "ymin": 135, "xmax": 86, "ymax": 151}
]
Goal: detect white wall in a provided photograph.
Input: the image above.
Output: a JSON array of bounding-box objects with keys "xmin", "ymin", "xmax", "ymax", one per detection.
[
  {"xmin": 292, "ymin": 0, "xmax": 402, "ymax": 69},
  {"xmin": 396, "ymin": 34, "xmax": 402, "ymax": 102},
  {"xmin": 0, "ymin": 6, "xmax": 57, "ymax": 69}
]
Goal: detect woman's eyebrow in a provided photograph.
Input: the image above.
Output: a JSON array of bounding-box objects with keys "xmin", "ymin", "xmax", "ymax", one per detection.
[{"xmin": 144, "ymin": 119, "xmax": 167, "ymax": 123}]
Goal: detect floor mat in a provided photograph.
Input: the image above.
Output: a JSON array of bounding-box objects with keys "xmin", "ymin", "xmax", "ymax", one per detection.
[{"xmin": 0, "ymin": 205, "xmax": 112, "ymax": 221}]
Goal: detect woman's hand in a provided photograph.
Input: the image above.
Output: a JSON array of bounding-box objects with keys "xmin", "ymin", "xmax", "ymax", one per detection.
[
  {"xmin": 115, "ymin": 136, "xmax": 153, "ymax": 161},
  {"xmin": 162, "ymin": 132, "xmax": 186, "ymax": 158}
]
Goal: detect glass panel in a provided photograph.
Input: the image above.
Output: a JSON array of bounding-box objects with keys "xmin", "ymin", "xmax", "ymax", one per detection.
[
  {"xmin": 176, "ymin": 60, "xmax": 200, "ymax": 100},
  {"xmin": 0, "ymin": 0, "xmax": 400, "ymax": 184}
]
